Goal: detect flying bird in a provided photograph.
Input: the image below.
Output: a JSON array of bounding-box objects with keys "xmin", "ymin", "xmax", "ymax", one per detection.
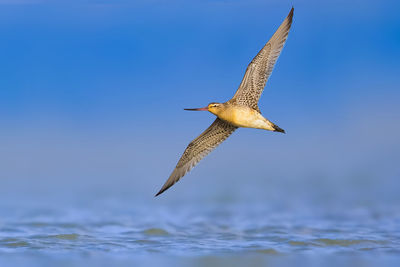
[{"xmin": 156, "ymin": 8, "xmax": 294, "ymax": 196}]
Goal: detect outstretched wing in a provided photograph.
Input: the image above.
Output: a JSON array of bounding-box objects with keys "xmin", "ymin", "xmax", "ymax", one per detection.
[
  {"xmin": 231, "ymin": 7, "xmax": 294, "ymax": 110},
  {"xmin": 155, "ymin": 118, "xmax": 237, "ymax": 196}
]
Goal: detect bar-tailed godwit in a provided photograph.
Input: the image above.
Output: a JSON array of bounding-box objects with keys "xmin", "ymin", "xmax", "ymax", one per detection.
[{"xmin": 156, "ymin": 8, "xmax": 294, "ymax": 196}]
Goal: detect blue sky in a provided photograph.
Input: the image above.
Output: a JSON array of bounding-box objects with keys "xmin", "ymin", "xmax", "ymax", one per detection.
[{"xmin": 0, "ymin": 0, "xmax": 399, "ymax": 201}]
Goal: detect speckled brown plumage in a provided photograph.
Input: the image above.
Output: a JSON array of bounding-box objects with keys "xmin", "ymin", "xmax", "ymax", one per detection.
[
  {"xmin": 231, "ymin": 7, "xmax": 293, "ymax": 110},
  {"xmin": 155, "ymin": 118, "xmax": 237, "ymax": 196}
]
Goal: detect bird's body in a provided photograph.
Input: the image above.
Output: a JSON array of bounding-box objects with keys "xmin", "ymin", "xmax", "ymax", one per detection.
[
  {"xmin": 209, "ymin": 102, "xmax": 279, "ymax": 131},
  {"xmin": 156, "ymin": 7, "xmax": 294, "ymax": 196}
]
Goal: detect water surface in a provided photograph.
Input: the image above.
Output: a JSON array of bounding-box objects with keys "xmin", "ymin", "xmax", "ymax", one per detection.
[{"xmin": 1, "ymin": 183, "xmax": 399, "ymax": 267}]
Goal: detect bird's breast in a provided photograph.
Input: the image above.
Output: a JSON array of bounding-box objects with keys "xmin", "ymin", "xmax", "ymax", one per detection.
[{"xmin": 217, "ymin": 106, "xmax": 269, "ymax": 129}]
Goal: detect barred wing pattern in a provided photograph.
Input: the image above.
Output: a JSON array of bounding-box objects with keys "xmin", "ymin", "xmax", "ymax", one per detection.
[
  {"xmin": 231, "ymin": 8, "xmax": 293, "ymax": 110},
  {"xmin": 155, "ymin": 118, "xmax": 237, "ymax": 196}
]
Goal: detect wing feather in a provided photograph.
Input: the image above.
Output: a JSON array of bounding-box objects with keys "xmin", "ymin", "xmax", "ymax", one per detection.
[
  {"xmin": 155, "ymin": 118, "xmax": 237, "ymax": 196},
  {"xmin": 231, "ymin": 7, "xmax": 294, "ymax": 109}
]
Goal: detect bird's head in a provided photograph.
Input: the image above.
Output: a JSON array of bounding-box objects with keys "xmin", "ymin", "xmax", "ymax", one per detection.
[
  {"xmin": 207, "ymin": 102, "xmax": 224, "ymax": 115},
  {"xmin": 184, "ymin": 102, "xmax": 224, "ymax": 115}
]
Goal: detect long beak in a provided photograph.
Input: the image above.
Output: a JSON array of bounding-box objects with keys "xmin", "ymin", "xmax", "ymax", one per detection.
[{"xmin": 184, "ymin": 106, "xmax": 208, "ymax": 111}]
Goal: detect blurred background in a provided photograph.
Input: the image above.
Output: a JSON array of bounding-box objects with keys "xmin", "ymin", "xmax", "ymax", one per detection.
[
  {"xmin": 1, "ymin": 0, "xmax": 399, "ymax": 205},
  {"xmin": 0, "ymin": 0, "xmax": 399, "ymax": 264}
]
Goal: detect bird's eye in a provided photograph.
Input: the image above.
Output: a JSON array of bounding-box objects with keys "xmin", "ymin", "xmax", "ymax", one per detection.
[{"xmin": 213, "ymin": 104, "xmax": 217, "ymax": 107}]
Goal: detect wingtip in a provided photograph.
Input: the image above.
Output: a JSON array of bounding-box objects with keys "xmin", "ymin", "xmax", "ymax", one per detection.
[
  {"xmin": 282, "ymin": 7, "xmax": 293, "ymax": 27},
  {"xmin": 288, "ymin": 7, "xmax": 294, "ymax": 19},
  {"xmin": 154, "ymin": 189, "xmax": 164, "ymax": 197},
  {"xmin": 155, "ymin": 184, "xmax": 171, "ymax": 197}
]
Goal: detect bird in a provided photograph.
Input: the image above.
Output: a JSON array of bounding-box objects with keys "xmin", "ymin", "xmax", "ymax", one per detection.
[{"xmin": 155, "ymin": 7, "xmax": 294, "ymax": 196}]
